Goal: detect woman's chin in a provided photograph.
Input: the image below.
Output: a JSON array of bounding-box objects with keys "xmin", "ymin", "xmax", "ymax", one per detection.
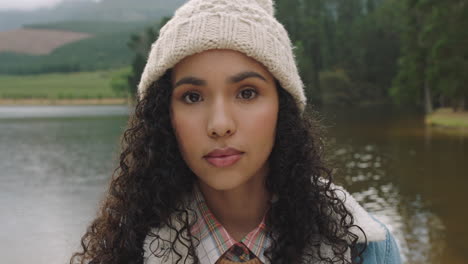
[{"xmin": 197, "ymin": 176, "xmax": 247, "ymax": 192}]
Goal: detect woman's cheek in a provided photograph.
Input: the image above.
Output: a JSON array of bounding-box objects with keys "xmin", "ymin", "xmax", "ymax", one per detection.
[
  {"xmin": 248, "ymin": 105, "xmax": 277, "ymax": 138},
  {"xmin": 173, "ymin": 112, "xmax": 204, "ymax": 162}
]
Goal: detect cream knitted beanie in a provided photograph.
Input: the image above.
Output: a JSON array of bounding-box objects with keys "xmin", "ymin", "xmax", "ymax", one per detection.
[{"xmin": 138, "ymin": 0, "xmax": 307, "ymax": 111}]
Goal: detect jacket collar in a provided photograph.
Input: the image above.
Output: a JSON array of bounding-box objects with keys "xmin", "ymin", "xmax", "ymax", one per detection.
[
  {"xmin": 143, "ymin": 184, "xmax": 386, "ymax": 264},
  {"xmin": 331, "ymin": 184, "xmax": 386, "ymax": 243}
]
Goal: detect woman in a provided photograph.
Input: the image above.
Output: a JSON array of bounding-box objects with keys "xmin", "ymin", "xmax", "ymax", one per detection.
[{"xmin": 70, "ymin": 0, "xmax": 401, "ymax": 263}]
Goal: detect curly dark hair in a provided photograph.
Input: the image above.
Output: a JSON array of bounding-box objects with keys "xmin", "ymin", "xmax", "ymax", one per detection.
[{"xmin": 70, "ymin": 69, "xmax": 367, "ymax": 264}]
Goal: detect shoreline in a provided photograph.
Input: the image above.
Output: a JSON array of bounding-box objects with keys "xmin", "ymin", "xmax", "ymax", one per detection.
[
  {"xmin": 0, "ymin": 98, "xmax": 130, "ymax": 106},
  {"xmin": 425, "ymin": 108, "xmax": 468, "ymax": 128}
]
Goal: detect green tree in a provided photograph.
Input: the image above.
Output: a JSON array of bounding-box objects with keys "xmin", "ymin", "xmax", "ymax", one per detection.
[
  {"xmin": 127, "ymin": 16, "xmax": 171, "ymax": 99},
  {"xmin": 428, "ymin": 0, "xmax": 468, "ymax": 111},
  {"xmin": 276, "ymin": 0, "xmax": 331, "ymax": 105},
  {"xmin": 392, "ymin": 0, "xmax": 468, "ymax": 112},
  {"xmin": 392, "ymin": 0, "xmax": 432, "ymax": 113},
  {"xmin": 276, "ymin": 0, "xmax": 402, "ymax": 106}
]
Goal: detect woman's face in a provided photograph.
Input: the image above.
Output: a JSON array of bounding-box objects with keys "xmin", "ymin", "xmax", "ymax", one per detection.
[{"xmin": 170, "ymin": 49, "xmax": 279, "ymax": 191}]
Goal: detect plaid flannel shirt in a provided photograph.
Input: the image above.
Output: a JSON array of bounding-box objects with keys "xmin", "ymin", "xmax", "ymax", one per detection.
[{"xmin": 190, "ymin": 185, "xmax": 271, "ymax": 264}]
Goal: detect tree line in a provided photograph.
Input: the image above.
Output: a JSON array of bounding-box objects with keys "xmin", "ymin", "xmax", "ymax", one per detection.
[{"xmin": 124, "ymin": 0, "xmax": 468, "ymax": 112}]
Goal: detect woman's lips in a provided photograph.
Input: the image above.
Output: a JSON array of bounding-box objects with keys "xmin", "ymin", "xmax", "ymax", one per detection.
[{"xmin": 204, "ymin": 153, "xmax": 243, "ymax": 168}]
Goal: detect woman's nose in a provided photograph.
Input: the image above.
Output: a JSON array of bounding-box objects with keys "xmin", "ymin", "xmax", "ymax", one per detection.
[{"xmin": 207, "ymin": 100, "xmax": 236, "ymax": 138}]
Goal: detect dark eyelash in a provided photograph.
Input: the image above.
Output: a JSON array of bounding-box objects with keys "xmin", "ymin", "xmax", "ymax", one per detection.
[
  {"xmin": 182, "ymin": 91, "xmax": 202, "ymax": 104},
  {"xmin": 239, "ymin": 88, "xmax": 258, "ymax": 99}
]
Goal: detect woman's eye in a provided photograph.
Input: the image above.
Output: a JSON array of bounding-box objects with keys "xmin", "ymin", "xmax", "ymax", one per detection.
[
  {"xmin": 238, "ymin": 88, "xmax": 258, "ymax": 100},
  {"xmin": 182, "ymin": 92, "xmax": 202, "ymax": 104}
]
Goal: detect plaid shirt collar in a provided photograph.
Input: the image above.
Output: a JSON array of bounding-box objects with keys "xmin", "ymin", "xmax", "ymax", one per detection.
[{"xmin": 189, "ymin": 184, "xmax": 271, "ymax": 264}]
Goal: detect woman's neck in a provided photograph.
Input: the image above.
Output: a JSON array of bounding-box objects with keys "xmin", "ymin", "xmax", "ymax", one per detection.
[{"xmin": 197, "ymin": 175, "xmax": 271, "ymax": 241}]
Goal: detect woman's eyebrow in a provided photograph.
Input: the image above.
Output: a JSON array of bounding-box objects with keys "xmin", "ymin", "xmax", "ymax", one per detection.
[
  {"xmin": 174, "ymin": 76, "xmax": 206, "ymax": 88},
  {"xmin": 229, "ymin": 71, "xmax": 267, "ymax": 83}
]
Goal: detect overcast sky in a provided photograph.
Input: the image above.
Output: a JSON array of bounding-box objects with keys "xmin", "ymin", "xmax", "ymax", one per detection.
[{"xmin": 0, "ymin": 0, "xmax": 98, "ymax": 11}]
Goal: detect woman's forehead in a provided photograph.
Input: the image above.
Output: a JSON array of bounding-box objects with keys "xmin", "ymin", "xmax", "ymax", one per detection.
[{"xmin": 171, "ymin": 49, "xmax": 274, "ymax": 83}]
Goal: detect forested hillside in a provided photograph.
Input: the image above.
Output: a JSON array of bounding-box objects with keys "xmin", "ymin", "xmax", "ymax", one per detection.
[
  {"xmin": 0, "ymin": 0, "xmax": 186, "ymax": 74},
  {"xmin": 0, "ymin": 21, "xmax": 154, "ymax": 75},
  {"xmin": 0, "ymin": 0, "xmax": 186, "ymax": 31},
  {"xmin": 271, "ymin": 0, "xmax": 467, "ymax": 110},
  {"xmin": 392, "ymin": 0, "xmax": 468, "ymax": 112}
]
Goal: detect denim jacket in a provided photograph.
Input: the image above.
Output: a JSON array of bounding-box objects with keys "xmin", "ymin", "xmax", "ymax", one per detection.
[
  {"xmin": 358, "ymin": 216, "xmax": 402, "ymax": 264},
  {"xmin": 144, "ymin": 185, "xmax": 402, "ymax": 264}
]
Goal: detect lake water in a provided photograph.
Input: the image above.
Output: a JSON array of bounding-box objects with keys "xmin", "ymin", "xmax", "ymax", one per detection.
[{"xmin": 0, "ymin": 105, "xmax": 466, "ymax": 264}]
